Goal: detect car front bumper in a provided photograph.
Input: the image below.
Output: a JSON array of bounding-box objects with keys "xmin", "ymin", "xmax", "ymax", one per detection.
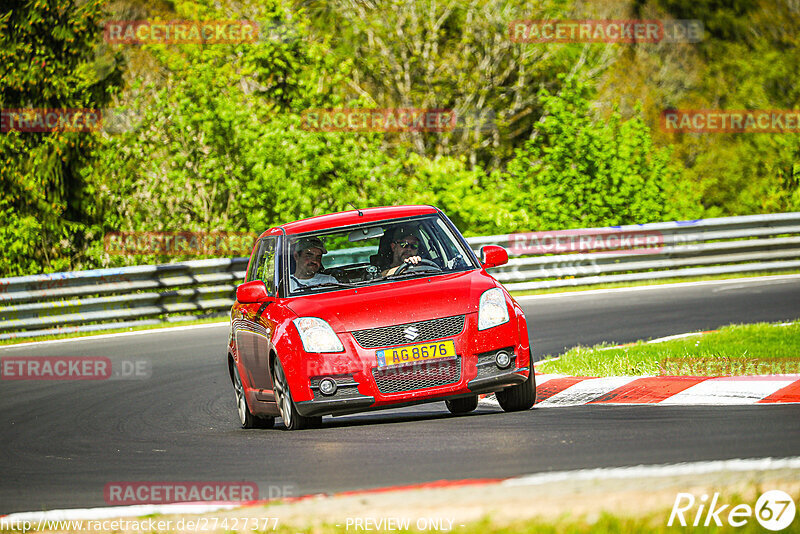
[{"xmin": 289, "ymin": 313, "xmax": 530, "ymax": 417}]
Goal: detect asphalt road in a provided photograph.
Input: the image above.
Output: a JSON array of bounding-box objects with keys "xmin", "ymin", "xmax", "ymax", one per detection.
[{"xmin": 1, "ymin": 276, "xmax": 799, "ymax": 514}]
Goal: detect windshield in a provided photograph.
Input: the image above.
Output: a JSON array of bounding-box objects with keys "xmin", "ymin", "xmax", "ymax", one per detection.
[{"xmin": 285, "ymin": 214, "xmax": 477, "ymax": 296}]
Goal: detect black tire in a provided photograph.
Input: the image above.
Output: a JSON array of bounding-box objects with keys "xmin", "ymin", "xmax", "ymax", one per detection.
[
  {"xmin": 496, "ymin": 368, "xmax": 537, "ymax": 412},
  {"xmin": 254, "ymin": 416, "xmax": 276, "ymax": 429},
  {"xmin": 445, "ymin": 395, "xmax": 479, "ymax": 415},
  {"xmin": 272, "ymin": 357, "xmax": 321, "ymax": 431},
  {"xmin": 233, "ymin": 363, "xmax": 274, "ymax": 429}
]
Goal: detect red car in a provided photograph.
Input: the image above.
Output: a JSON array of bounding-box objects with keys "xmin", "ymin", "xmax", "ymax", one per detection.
[{"xmin": 227, "ymin": 205, "xmax": 535, "ymax": 430}]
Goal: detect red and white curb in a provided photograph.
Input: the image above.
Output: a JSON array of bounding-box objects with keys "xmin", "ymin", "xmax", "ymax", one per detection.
[{"xmin": 479, "ymin": 373, "xmax": 800, "ymax": 407}]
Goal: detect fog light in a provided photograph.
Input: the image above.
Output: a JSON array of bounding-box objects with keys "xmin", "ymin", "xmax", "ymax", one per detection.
[
  {"xmin": 495, "ymin": 351, "xmax": 512, "ymax": 369},
  {"xmin": 319, "ymin": 377, "xmax": 337, "ymax": 396}
]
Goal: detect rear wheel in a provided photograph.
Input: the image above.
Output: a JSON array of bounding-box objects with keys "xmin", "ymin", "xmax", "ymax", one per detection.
[
  {"xmin": 445, "ymin": 395, "xmax": 478, "ymax": 414},
  {"xmin": 232, "ymin": 363, "xmax": 274, "ymax": 429},
  {"xmin": 272, "ymin": 357, "xmax": 321, "ymax": 431},
  {"xmin": 496, "ymin": 352, "xmax": 537, "ymax": 412}
]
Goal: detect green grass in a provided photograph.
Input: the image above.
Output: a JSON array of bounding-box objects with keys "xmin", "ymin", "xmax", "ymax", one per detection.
[
  {"xmin": 2, "ymin": 487, "xmax": 797, "ymax": 533},
  {"xmin": 0, "ymin": 316, "xmax": 227, "ymax": 346},
  {"xmin": 536, "ymin": 321, "xmax": 800, "ymax": 377},
  {"xmin": 508, "ymin": 269, "xmax": 800, "ymax": 297}
]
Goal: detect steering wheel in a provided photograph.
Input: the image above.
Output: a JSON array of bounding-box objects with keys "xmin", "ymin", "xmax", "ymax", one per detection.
[{"xmin": 391, "ymin": 258, "xmax": 442, "ymax": 276}]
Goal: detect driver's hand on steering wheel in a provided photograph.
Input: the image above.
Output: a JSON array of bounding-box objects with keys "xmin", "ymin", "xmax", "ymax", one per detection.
[{"xmin": 382, "ymin": 255, "xmax": 422, "ymax": 277}]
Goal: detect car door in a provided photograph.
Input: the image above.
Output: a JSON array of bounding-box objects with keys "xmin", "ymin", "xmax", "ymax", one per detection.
[{"xmin": 234, "ymin": 236, "xmax": 279, "ymax": 400}]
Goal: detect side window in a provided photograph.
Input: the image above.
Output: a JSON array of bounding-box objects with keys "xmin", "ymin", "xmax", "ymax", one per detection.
[
  {"xmin": 253, "ymin": 237, "xmax": 278, "ymax": 296},
  {"xmin": 246, "ymin": 239, "xmax": 262, "ymax": 282}
]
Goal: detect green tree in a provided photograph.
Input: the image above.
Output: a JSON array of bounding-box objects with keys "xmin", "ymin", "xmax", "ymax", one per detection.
[
  {"xmin": 501, "ymin": 78, "xmax": 699, "ymax": 232},
  {"xmin": 87, "ymin": 0, "xmax": 414, "ymax": 266},
  {"xmin": 299, "ymin": 0, "xmax": 618, "ymax": 170},
  {"xmin": 0, "ymin": 0, "xmax": 123, "ymax": 276},
  {"xmin": 606, "ymin": 0, "xmax": 800, "ymax": 216}
]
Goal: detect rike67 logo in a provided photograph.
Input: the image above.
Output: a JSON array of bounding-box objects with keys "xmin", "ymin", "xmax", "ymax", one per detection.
[{"xmin": 669, "ymin": 490, "xmax": 796, "ymax": 530}]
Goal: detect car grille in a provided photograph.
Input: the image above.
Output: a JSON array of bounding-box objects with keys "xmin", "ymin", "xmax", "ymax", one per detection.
[
  {"xmin": 311, "ymin": 384, "xmax": 361, "ymax": 401},
  {"xmin": 372, "ymin": 357, "xmax": 462, "ymax": 394},
  {"xmin": 352, "ymin": 315, "xmax": 465, "ymax": 349}
]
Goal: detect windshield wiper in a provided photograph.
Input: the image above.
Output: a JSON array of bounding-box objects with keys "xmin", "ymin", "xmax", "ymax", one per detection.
[
  {"xmin": 299, "ymin": 281, "xmax": 358, "ymax": 292},
  {"xmin": 382, "ymin": 269, "xmax": 440, "ymax": 281}
]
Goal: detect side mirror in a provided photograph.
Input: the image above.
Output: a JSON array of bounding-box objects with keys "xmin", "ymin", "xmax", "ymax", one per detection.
[
  {"xmin": 236, "ymin": 280, "xmax": 273, "ymax": 304},
  {"xmin": 480, "ymin": 245, "xmax": 508, "ymax": 268}
]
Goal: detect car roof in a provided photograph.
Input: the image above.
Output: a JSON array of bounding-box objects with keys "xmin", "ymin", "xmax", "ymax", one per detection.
[{"xmin": 261, "ymin": 205, "xmax": 440, "ymax": 237}]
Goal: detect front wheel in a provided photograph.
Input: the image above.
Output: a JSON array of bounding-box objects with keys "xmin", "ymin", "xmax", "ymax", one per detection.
[
  {"xmin": 445, "ymin": 395, "xmax": 478, "ymax": 414},
  {"xmin": 232, "ymin": 363, "xmax": 274, "ymax": 429},
  {"xmin": 272, "ymin": 357, "xmax": 321, "ymax": 431},
  {"xmin": 496, "ymin": 368, "xmax": 536, "ymax": 412}
]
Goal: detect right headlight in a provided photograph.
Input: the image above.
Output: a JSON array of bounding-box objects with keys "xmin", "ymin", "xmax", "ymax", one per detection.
[
  {"xmin": 478, "ymin": 288, "xmax": 510, "ymax": 330},
  {"xmin": 292, "ymin": 317, "xmax": 344, "ymax": 353}
]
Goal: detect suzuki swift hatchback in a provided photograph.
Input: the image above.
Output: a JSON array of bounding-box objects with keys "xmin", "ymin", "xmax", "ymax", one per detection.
[{"xmin": 227, "ymin": 205, "xmax": 535, "ymax": 430}]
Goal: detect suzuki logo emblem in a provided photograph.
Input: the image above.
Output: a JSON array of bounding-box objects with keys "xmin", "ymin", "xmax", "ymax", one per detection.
[{"xmin": 403, "ymin": 326, "xmax": 420, "ymax": 340}]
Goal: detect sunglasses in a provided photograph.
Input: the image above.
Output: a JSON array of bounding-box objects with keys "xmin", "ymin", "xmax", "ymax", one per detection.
[{"xmin": 394, "ymin": 241, "xmax": 418, "ymax": 249}]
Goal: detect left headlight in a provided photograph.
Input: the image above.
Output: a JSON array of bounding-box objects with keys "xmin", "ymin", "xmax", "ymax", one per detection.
[
  {"xmin": 293, "ymin": 317, "xmax": 344, "ymax": 353},
  {"xmin": 478, "ymin": 288, "xmax": 510, "ymax": 330}
]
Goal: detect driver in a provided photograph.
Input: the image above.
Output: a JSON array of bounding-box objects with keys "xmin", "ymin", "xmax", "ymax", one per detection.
[
  {"xmin": 382, "ymin": 225, "xmax": 424, "ymax": 276},
  {"xmin": 291, "ymin": 237, "xmax": 337, "ymax": 290}
]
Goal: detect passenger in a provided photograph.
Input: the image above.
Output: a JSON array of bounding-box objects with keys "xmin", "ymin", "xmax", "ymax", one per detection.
[
  {"xmin": 290, "ymin": 237, "xmax": 337, "ymax": 290},
  {"xmin": 382, "ymin": 225, "xmax": 424, "ymax": 276}
]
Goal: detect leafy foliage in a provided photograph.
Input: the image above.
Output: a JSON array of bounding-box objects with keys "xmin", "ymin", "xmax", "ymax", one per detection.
[
  {"xmin": 0, "ymin": 0, "xmax": 122, "ymax": 276},
  {"xmin": 500, "ymin": 78, "xmax": 697, "ymax": 231},
  {"xmin": 2, "ymin": 0, "xmax": 797, "ymax": 276}
]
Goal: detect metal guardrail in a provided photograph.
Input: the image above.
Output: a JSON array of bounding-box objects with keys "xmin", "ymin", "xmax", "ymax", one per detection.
[
  {"xmin": 1, "ymin": 213, "xmax": 799, "ymax": 340},
  {"xmin": 0, "ymin": 259, "xmax": 248, "ymax": 340}
]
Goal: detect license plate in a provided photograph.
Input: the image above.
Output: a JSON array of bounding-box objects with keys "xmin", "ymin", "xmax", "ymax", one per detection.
[{"xmin": 376, "ymin": 340, "xmax": 456, "ymax": 367}]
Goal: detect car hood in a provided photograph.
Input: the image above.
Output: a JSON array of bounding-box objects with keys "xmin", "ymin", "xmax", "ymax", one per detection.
[{"xmin": 285, "ymin": 270, "xmax": 497, "ymax": 333}]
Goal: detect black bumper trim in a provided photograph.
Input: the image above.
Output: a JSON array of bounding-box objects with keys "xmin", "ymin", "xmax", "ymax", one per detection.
[
  {"xmin": 467, "ymin": 367, "xmax": 529, "ymax": 394},
  {"xmin": 295, "ymin": 396, "xmax": 376, "ymax": 417}
]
